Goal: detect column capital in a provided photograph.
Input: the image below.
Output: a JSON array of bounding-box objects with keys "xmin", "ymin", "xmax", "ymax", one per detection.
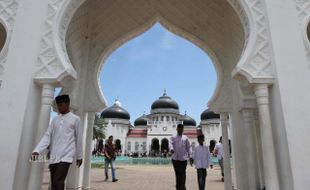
[
  {"xmin": 41, "ymin": 83, "xmax": 55, "ymax": 106},
  {"xmin": 219, "ymin": 112, "xmax": 229, "ymax": 124},
  {"xmin": 254, "ymin": 84, "xmax": 269, "ymax": 106}
]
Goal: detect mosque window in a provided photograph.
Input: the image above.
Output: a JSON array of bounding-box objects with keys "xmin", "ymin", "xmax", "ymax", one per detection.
[
  {"xmin": 166, "ymin": 116, "xmax": 169, "ymax": 121},
  {"xmin": 161, "ymin": 116, "xmax": 164, "ymax": 121},
  {"xmin": 127, "ymin": 142, "xmax": 131, "ymax": 151},
  {"xmin": 0, "ymin": 22, "xmax": 6, "ymax": 54},
  {"xmin": 135, "ymin": 142, "xmax": 139, "ymax": 151},
  {"xmin": 142, "ymin": 142, "xmax": 146, "ymax": 151}
]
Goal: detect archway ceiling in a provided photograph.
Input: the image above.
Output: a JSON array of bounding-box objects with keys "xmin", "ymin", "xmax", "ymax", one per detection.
[
  {"xmin": 67, "ymin": 0, "xmax": 244, "ymax": 69},
  {"xmin": 65, "ymin": 0, "xmax": 245, "ymax": 112}
]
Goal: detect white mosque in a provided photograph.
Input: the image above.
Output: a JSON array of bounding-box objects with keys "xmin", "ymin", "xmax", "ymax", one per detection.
[{"xmin": 100, "ymin": 92, "xmax": 225, "ymax": 156}]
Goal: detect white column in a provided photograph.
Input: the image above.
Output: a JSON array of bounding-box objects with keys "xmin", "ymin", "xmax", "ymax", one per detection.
[
  {"xmin": 253, "ymin": 110, "xmax": 265, "ymax": 189},
  {"xmin": 242, "ymin": 109, "xmax": 259, "ymax": 189},
  {"xmin": 66, "ymin": 111, "xmax": 87, "ymax": 190},
  {"xmin": 220, "ymin": 113, "xmax": 232, "ymax": 190},
  {"xmin": 82, "ymin": 112, "xmax": 95, "ymax": 190},
  {"xmin": 27, "ymin": 83, "xmax": 55, "ymax": 190},
  {"xmin": 254, "ymin": 84, "xmax": 279, "ymax": 190}
]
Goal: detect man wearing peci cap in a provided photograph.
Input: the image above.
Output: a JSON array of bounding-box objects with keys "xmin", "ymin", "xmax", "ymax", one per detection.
[
  {"xmin": 31, "ymin": 94, "xmax": 83, "ymax": 190},
  {"xmin": 169, "ymin": 124, "xmax": 192, "ymax": 190}
]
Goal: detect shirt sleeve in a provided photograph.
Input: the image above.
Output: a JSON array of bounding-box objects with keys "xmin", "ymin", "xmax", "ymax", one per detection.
[
  {"xmin": 33, "ymin": 120, "xmax": 54, "ymax": 154},
  {"xmin": 75, "ymin": 117, "xmax": 83, "ymax": 160}
]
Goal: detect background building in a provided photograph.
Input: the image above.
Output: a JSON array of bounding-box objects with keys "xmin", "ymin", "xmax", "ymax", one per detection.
[{"xmin": 101, "ymin": 92, "xmax": 226, "ymax": 156}]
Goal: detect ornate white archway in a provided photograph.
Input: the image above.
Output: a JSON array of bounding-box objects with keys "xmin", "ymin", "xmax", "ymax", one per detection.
[
  {"xmin": 33, "ymin": 0, "xmax": 275, "ymax": 113},
  {"xmin": 31, "ymin": 1, "xmax": 279, "ymax": 190}
]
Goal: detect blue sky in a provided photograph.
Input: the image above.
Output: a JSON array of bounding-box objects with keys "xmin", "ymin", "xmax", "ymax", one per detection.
[{"xmin": 100, "ymin": 23, "xmax": 216, "ymax": 123}]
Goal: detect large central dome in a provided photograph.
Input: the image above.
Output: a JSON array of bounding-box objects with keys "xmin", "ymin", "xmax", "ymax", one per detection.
[{"xmin": 151, "ymin": 92, "xmax": 179, "ymax": 110}]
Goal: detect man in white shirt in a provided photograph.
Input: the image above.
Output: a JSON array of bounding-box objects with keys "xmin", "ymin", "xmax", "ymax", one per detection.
[
  {"xmin": 214, "ymin": 136, "xmax": 224, "ymax": 182},
  {"xmin": 192, "ymin": 134, "xmax": 212, "ymax": 190},
  {"xmin": 169, "ymin": 124, "xmax": 192, "ymax": 190},
  {"xmin": 31, "ymin": 95, "xmax": 83, "ymax": 190}
]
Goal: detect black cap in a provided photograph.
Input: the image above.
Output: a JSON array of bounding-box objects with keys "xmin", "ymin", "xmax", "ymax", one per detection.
[
  {"xmin": 177, "ymin": 124, "xmax": 184, "ymax": 128},
  {"xmin": 55, "ymin": 94, "xmax": 70, "ymax": 104}
]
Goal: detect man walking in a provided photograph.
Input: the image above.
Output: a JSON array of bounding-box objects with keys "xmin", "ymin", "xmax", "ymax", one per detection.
[
  {"xmin": 32, "ymin": 95, "xmax": 83, "ymax": 190},
  {"xmin": 192, "ymin": 134, "xmax": 212, "ymax": 190},
  {"xmin": 104, "ymin": 135, "xmax": 118, "ymax": 182},
  {"xmin": 214, "ymin": 136, "xmax": 224, "ymax": 182},
  {"xmin": 169, "ymin": 124, "xmax": 192, "ymax": 190}
]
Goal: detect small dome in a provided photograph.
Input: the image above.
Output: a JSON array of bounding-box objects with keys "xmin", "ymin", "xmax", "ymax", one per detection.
[
  {"xmin": 182, "ymin": 114, "xmax": 196, "ymax": 126},
  {"xmin": 100, "ymin": 100, "xmax": 130, "ymax": 120},
  {"xmin": 200, "ymin": 109, "xmax": 220, "ymax": 120},
  {"xmin": 151, "ymin": 91, "xmax": 179, "ymax": 110},
  {"xmin": 134, "ymin": 114, "xmax": 148, "ymax": 126}
]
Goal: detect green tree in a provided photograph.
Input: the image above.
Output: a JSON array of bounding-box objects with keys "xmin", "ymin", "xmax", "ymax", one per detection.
[{"xmin": 93, "ymin": 113, "xmax": 106, "ymax": 139}]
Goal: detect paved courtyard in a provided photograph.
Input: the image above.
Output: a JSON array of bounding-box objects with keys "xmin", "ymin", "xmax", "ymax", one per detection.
[{"xmin": 42, "ymin": 164, "xmax": 224, "ymax": 190}]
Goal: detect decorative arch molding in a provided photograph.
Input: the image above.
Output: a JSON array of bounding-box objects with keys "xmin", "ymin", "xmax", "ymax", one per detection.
[
  {"xmin": 294, "ymin": 0, "xmax": 310, "ymax": 68},
  {"xmin": 34, "ymin": 0, "xmax": 264, "ymax": 79},
  {"xmin": 33, "ymin": 0, "xmax": 77, "ymax": 85},
  {"xmin": 232, "ymin": 0, "xmax": 275, "ymax": 84},
  {"xmin": 34, "ymin": 0, "xmax": 275, "ymax": 111},
  {"xmin": 0, "ymin": 0, "xmax": 20, "ymax": 82}
]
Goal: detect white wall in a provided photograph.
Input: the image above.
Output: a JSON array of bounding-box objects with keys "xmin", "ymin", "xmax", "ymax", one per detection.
[
  {"xmin": 265, "ymin": 1, "xmax": 310, "ymax": 189},
  {"xmin": 0, "ymin": 1, "xmax": 50, "ymax": 189}
]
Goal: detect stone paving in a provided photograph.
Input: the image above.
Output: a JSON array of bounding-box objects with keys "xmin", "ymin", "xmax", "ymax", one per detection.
[{"xmin": 43, "ymin": 164, "xmax": 224, "ymax": 190}]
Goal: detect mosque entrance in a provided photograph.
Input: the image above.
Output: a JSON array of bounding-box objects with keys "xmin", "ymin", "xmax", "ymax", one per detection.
[
  {"xmin": 34, "ymin": 0, "xmax": 278, "ymax": 189},
  {"xmin": 161, "ymin": 138, "xmax": 169, "ymax": 154},
  {"xmin": 151, "ymin": 138, "xmax": 160, "ymax": 156}
]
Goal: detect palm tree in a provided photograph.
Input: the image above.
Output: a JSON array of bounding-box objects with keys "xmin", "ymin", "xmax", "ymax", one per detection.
[{"xmin": 93, "ymin": 113, "xmax": 106, "ymax": 139}]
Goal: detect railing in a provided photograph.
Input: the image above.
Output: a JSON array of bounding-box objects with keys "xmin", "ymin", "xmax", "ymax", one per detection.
[{"xmin": 91, "ymin": 156, "xmax": 219, "ymax": 166}]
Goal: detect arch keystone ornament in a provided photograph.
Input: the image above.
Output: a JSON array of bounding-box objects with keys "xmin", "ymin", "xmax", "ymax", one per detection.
[{"xmin": 232, "ymin": 0, "xmax": 275, "ymax": 84}]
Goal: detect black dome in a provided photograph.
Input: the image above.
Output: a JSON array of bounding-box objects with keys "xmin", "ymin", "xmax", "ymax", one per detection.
[
  {"xmin": 182, "ymin": 114, "xmax": 196, "ymax": 126},
  {"xmin": 134, "ymin": 114, "xmax": 148, "ymax": 126},
  {"xmin": 151, "ymin": 92, "xmax": 179, "ymax": 110},
  {"xmin": 100, "ymin": 102, "xmax": 130, "ymax": 120},
  {"xmin": 200, "ymin": 109, "xmax": 220, "ymax": 120}
]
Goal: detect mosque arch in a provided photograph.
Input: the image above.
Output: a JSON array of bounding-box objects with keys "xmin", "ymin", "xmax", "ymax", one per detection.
[
  {"xmin": 151, "ymin": 138, "xmax": 160, "ymax": 153},
  {"xmin": 160, "ymin": 138, "xmax": 169, "ymax": 153},
  {"xmin": 26, "ymin": 1, "xmax": 286, "ymax": 190},
  {"xmin": 59, "ymin": 0, "xmax": 254, "ymax": 113}
]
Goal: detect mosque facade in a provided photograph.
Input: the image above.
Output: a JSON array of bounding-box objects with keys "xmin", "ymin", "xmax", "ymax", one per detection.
[{"xmin": 100, "ymin": 92, "xmax": 225, "ymax": 156}]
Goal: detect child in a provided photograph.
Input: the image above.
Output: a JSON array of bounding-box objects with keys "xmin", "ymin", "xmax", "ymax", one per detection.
[{"xmin": 192, "ymin": 134, "xmax": 213, "ymax": 190}]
